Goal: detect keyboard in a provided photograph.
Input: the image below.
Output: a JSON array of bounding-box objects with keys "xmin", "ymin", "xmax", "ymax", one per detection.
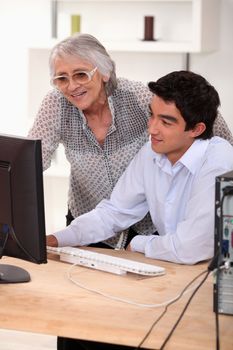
[{"xmin": 47, "ymin": 246, "xmax": 166, "ymax": 276}]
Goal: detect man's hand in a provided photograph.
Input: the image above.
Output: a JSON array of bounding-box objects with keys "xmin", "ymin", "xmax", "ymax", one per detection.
[
  {"xmin": 46, "ymin": 234, "xmax": 58, "ymax": 247},
  {"xmin": 125, "ymin": 244, "xmax": 132, "ymax": 251}
]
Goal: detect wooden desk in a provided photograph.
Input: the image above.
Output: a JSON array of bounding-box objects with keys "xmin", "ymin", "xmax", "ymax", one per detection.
[{"xmin": 0, "ymin": 249, "xmax": 232, "ymax": 350}]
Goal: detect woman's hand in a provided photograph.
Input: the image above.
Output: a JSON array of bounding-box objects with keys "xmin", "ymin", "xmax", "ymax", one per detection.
[{"xmin": 46, "ymin": 234, "xmax": 58, "ymax": 247}]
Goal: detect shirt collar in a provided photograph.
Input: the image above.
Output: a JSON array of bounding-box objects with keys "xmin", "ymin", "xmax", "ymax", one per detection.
[
  {"xmin": 152, "ymin": 139, "xmax": 210, "ymax": 175},
  {"xmin": 178, "ymin": 139, "xmax": 210, "ymax": 174}
]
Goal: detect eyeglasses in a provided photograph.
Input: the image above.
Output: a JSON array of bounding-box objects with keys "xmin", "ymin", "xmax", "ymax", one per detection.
[{"xmin": 51, "ymin": 66, "xmax": 98, "ymax": 89}]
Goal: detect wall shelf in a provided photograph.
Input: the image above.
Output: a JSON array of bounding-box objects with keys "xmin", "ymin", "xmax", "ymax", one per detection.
[{"xmin": 50, "ymin": 0, "xmax": 220, "ymax": 53}]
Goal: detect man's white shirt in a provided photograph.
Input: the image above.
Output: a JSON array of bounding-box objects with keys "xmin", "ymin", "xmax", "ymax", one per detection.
[{"xmin": 54, "ymin": 137, "xmax": 233, "ymax": 264}]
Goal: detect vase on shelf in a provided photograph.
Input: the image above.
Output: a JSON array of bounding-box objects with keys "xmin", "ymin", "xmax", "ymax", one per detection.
[
  {"xmin": 143, "ymin": 16, "xmax": 156, "ymax": 41},
  {"xmin": 71, "ymin": 14, "xmax": 81, "ymax": 35}
]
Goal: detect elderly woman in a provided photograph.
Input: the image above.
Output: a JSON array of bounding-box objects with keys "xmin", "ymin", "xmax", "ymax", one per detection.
[
  {"xmin": 29, "ymin": 33, "xmax": 156, "ymax": 249},
  {"xmin": 28, "ymin": 33, "xmax": 233, "ymax": 350}
]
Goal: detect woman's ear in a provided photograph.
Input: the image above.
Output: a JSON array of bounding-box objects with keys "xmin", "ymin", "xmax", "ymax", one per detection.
[
  {"xmin": 102, "ymin": 75, "xmax": 109, "ymax": 83},
  {"xmin": 191, "ymin": 122, "xmax": 206, "ymax": 137}
]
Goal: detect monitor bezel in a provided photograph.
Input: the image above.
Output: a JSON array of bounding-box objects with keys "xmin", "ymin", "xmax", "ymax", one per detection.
[{"xmin": 0, "ymin": 133, "xmax": 47, "ymax": 283}]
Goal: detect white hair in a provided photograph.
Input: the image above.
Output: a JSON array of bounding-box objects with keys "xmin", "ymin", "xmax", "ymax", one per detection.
[{"xmin": 49, "ymin": 33, "xmax": 117, "ymax": 96}]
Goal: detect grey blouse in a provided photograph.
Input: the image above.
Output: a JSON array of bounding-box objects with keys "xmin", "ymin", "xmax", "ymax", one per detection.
[{"xmin": 28, "ymin": 77, "xmax": 233, "ymax": 248}]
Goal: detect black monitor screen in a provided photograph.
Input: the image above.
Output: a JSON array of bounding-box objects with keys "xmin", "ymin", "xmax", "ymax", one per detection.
[{"xmin": 0, "ymin": 134, "xmax": 47, "ymax": 283}]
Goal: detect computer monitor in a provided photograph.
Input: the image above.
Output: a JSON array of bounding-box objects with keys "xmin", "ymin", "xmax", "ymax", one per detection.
[{"xmin": 0, "ymin": 134, "xmax": 47, "ymax": 283}]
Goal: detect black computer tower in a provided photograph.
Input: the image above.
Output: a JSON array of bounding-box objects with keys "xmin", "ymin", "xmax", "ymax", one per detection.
[{"xmin": 214, "ymin": 170, "xmax": 233, "ymax": 315}]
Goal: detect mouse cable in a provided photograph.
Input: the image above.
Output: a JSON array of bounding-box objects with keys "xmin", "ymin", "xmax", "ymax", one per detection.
[
  {"xmin": 67, "ymin": 264, "xmax": 204, "ymax": 309},
  {"xmin": 135, "ymin": 268, "xmax": 209, "ymax": 349}
]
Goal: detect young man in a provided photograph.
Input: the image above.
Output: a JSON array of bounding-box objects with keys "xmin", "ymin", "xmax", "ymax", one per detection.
[{"xmin": 47, "ymin": 70, "xmax": 233, "ymax": 264}]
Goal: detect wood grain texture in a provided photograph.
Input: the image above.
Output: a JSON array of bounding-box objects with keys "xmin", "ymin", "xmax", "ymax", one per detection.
[{"xmin": 0, "ymin": 249, "xmax": 232, "ymax": 349}]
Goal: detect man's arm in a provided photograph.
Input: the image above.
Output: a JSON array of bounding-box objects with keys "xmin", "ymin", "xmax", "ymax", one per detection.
[{"xmin": 47, "ymin": 144, "xmax": 149, "ymax": 247}]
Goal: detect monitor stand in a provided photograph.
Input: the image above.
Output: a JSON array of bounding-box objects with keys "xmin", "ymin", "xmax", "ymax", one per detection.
[{"xmin": 0, "ymin": 264, "xmax": 30, "ymax": 283}]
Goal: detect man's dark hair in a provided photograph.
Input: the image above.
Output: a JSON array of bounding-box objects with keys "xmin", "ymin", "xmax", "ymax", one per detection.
[{"xmin": 148, "ymin": 70, "xmax": 220, "ymax": 139}]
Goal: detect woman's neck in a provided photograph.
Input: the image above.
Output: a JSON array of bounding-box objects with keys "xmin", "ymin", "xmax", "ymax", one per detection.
[
  {"xmin": 84, "ymin": 98, "xmax": 109, "ymax": 121},
  {"xmin": 83, "ymin": 97, "xmax": 112, "ymax": 146}
]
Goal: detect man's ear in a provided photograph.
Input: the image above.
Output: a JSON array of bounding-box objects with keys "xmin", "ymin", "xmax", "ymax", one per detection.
[{"xmin": 191, "ymin": 122, "xmax": 206, "ymax": 137}]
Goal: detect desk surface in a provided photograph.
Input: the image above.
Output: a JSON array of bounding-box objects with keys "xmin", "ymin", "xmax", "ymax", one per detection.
[{"xmin": 0, "ymin": 249, "xmax": 232, "ymax": 350}]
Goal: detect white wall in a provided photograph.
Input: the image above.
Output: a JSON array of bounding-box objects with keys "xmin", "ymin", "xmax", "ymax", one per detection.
[
  {"xmin": 0, "ymin": 0, "xmax": 233, "ymax": 232},
  {"xmin": 191, "ymin": 0, "xmax": 233, "ymax": 126},
  {"xmin": 0, "ymin": 0, "xmax": 51, "ymax": 135},
  {"xmin": 0, "ymin": 0, "xmax": 233, "ymax": 133}
]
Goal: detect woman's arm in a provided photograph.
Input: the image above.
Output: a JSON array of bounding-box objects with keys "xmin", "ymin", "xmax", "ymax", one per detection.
[{"xmin": 28, "ymin": 89, "xmax": 63, "ymax": 170}]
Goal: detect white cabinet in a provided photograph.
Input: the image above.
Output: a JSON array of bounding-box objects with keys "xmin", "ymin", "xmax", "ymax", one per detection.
[{"xmin": 51, "ymin": 0, "xmax": 220, "ymax": 53}]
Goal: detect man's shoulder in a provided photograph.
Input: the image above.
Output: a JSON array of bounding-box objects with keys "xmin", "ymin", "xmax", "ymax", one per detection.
[
  {"xmin": 140, "ymin": 141, "xmax": 153, "ymax": 154},
  {"xmin": 131, "ymin": 141, "xmax": 153, "ymax": 163},
  {"xmin": 205, "ymin": 136, "xmax": 233, "ymax": 166},
  {"xmin": 208, "ymin": 136, "xmax": 233, "ymax": 151}
]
